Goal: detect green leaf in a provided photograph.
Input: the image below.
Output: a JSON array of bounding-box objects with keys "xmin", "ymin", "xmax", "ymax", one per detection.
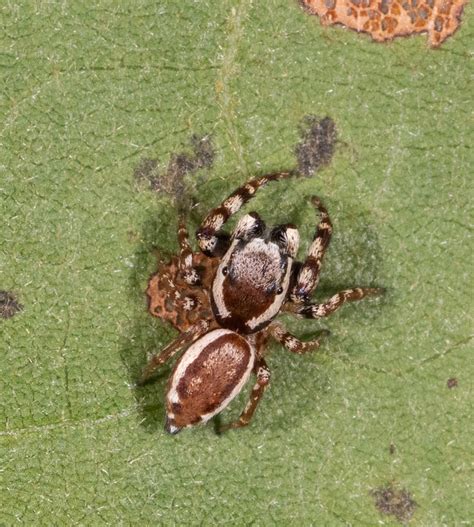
[{"xmin": 1, "ymin": 1, "xmax": 472, "ymax": 525}]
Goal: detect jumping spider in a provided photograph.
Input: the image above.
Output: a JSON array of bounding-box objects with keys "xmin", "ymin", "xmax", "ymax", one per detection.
[{"xmin": 139, "ymin": 171, "xmax": 382, "ymax": 433}]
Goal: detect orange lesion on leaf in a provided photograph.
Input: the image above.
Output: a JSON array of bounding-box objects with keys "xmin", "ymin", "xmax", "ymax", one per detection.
[
  {"xmin": 301, "ymin": 0, "xmax": 468, "ymax": 47},
  {"xmin": 147, "ymin": 253, "xmax": 219, "ymax": 332}
]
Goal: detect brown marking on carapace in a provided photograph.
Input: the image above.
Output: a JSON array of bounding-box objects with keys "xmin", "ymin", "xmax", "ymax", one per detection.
[
  {"xmin": 217, "ymin": 279, "xmax": 275, "ymax": 333},
  {"xmin": 301, "ymin": 0, "xmax": 468, "ymax": 47},
  {"xmin": 0, "ymin": 291, "xmax": 23, "ymax": 319},
  {"xmin": 168, "ymin": 332, "xmax": 254, "ymax": 428},
  {"xmin": 146, "ymin": 253, "xmax": 219, "ymax": 332}
]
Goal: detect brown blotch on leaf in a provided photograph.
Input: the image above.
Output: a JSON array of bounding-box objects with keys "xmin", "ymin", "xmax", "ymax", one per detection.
[
  {"xmin": 372, "ymin": 484, "xmax": 417, "ymax": 523},
  {"xmin": 447, "ymin": 377, "xmax": 458, "ymax": 389},
  {"xmin": 301, "ymin": 0, "xmax": 468, "ymax": 47},
  {"xmin": 133, "ymin": 158, "xmax": 159, "ymax": 184},
  {"xmin": 295, "ymin": 115, "xmax": 337, "ymax": 177},
  {"xmin": 146, "ymin": 253, "xmax": 220, "ymax": 332},
  {"xmin": 134, "ymin": 134, "xmax": 215, "ymax": 205},
  {"xmin": 0, "ymin": 291, "xmax": 23, "ymax": 319}
]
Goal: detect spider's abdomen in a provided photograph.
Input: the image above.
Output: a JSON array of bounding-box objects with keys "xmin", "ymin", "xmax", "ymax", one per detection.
[{"xmin": 165, "ymin": 329, "xmax": 256, "ymax": 433}]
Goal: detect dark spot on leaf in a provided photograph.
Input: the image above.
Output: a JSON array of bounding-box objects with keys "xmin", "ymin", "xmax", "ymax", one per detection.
[
  {"xmin": 372, "ymin": 484, "xmax": 417, "ymax": 523},
  {"xmin": 133, "ymin": 158, "xmax": 159, "ymax": 184},
  {"xmin": 0, "ymin": 291, "xmax": 23, "ymax": 319},
  {"xmin": 389, "ymin": 443, "xmax": 396, "ymax": 454},
  {"xmin": 189, "ymin": 134, "xmax": 215, "ymax": 170},
  {"xmin": 133, "ymin": 134, "xmax": 215, "ymax": 205},
  {"xmin": 447, "ymin": 377, "xmax": 458, "ymax": 389},
  {"xmin": 295, "ymin": 116, "xmax": 337, "ymax": 177}
]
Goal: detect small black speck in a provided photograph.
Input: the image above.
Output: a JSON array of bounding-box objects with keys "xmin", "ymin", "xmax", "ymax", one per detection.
[{"xmin": 447, "ymin": 377, "xmax": 458, "ymax": 389}]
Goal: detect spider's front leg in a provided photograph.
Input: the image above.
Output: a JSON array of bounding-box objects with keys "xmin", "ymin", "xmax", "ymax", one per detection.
[
  {"xmin": 137, "ymin": 320, "xmax": 210, "ymax": 386},
  {"xmin": 290, "ymin": 196, "xmax": 332, "ymax": 303},
  {"xmin": 196, "ymin": 171, "xmax": 295, "ymax": 257},
  {"xmin": 288, "ymin": 196, "xmax": 384, "ymax": 317}
]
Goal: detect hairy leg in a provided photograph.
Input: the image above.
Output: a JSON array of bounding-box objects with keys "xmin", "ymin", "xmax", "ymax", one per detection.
[
  {"xmin": 196, "ymin": 171, "xmax": 295, "ymax": 256},
  {"xmin": 269, "ymin": 322, "xmax": 330, "ymax": 354},
  {"xmin": 218, "ymin": 357, "xmax": 271, "ymax": 432},
  {"xmin": 137, "ymin": 320, "xmax": 210, "ymax": 385},
  {"xmin": 295, "ymin": 288, "xmax": 384, "ymax": 319},
  {"xmin": 291, "ymin": 196, "xmax": 332, "ymax": 303}
]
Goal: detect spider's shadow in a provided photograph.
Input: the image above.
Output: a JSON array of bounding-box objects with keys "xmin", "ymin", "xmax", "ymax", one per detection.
[
  {"xmin": 119, "ymin": 206, "xmax": 178, "ymax": 434},
  {"xmin": 120, "ymin": 186, "xmax": 385, "ymax": 434}
]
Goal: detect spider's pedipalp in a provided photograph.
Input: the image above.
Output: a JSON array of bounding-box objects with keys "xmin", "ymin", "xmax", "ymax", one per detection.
[
  {"xmin": 269, "ymin": 224, "xmax": 300, "ymax": 258},
  {"xmin": 232, "ymin": 212, "xmax": 266, "ymax": 241}
]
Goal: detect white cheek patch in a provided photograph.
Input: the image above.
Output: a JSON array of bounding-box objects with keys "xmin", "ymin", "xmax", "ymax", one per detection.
[{"xmin": 246, "ymin": 256, "xmax": 293, "ymax": 331}]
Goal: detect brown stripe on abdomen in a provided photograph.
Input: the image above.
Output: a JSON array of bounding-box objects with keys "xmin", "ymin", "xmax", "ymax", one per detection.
[{"xmin": 167, "ymin": 331, "xmax": 254, "ymax": 428}]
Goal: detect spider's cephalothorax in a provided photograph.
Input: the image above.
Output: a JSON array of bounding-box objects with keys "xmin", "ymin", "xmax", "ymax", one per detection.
[
  {"xmin": 141, "ymin": 171, "xmax": 383, "ymax": 434},
  {"xmin": 211, "ymin": 214, "xmax": 299, "ymax": 334}
]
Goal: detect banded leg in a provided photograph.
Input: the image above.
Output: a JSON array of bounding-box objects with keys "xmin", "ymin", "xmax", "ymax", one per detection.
[
  {"xmin": 297, "ymin": 288, "xmax": 384, "ymax": 319},
  {"xmin": 291, "ymin": 196, "xmax": 332, "ymax": 303},
  {"xmin": 137, "ymin": 320, "xmax": 209, "ymax": 385},
  {"xmin": 269, "ymin": 322, "xmax": 330, "ymax": 354},
  {"xmin": 219, "ymin": 357, "xmax": 271, "ymax": 432},
  {"xmin": 177, "ymin": 219, "xmax": 200, "ymax": 285},
  {"xmin": 196, "ymin": 171, "xmax": 295, "ymax": 256}
]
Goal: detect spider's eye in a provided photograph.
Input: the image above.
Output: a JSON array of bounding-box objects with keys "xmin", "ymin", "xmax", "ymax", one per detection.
[
  {"xmin": 277, "ymin": 286, "xmax": 283, "ymax": 295},
  {"xmin": 222, "ymin": 266, "xmax": 228, "ymax": 276}
]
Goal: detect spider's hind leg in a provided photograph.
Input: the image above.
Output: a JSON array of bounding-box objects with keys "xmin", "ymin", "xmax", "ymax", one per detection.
[
  {"xmin": 137, "ymin": 320, "xmax": 210, "ymax": 386},
  {"xmin": 218, "ymin": 357, "xmax": 271, "ymax": 433},
  {"xmin": 269, "ymin": 322, "xmax": 330, "ymax": 354}
]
